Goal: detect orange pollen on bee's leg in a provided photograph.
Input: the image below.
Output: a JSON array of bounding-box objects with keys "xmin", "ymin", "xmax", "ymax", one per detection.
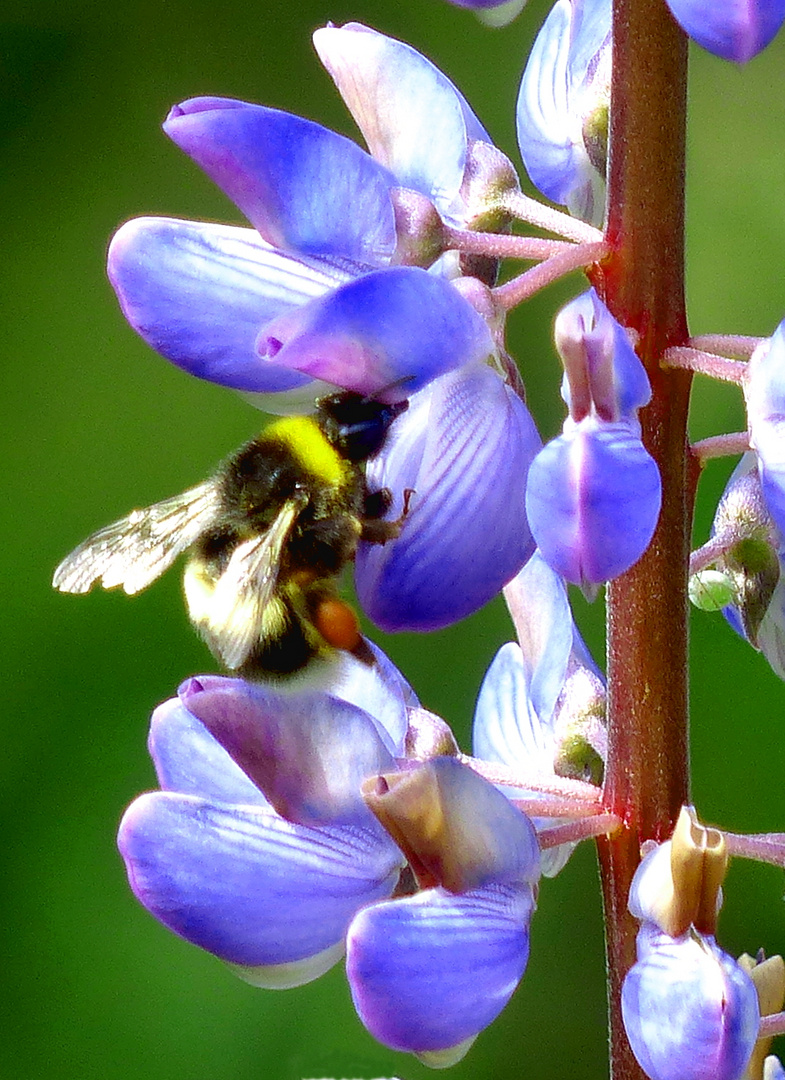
[{"xmin": 313, "ymin": 597, "xmax": 362, "ymax": 652}]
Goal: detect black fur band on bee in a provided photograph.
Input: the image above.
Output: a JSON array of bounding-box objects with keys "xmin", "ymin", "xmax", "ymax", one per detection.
[{"xmin": 53, "ymin": 392, "xmax": 409, "ymax": 681}]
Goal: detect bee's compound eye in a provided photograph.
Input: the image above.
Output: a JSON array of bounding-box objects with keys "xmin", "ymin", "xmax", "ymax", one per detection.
[{"xmin": 313, "ymin": 596, "xmax": 361, "ymax": 653}]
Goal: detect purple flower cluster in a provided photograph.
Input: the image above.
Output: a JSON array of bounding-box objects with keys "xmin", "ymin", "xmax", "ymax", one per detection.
[{"xmin": 87, "ymin": 6, "xmax": 785, "ymax": 1072}]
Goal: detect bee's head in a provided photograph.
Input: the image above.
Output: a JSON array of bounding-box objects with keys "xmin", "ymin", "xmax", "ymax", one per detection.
[{"xmin": 316, "ymin": 392, "xmax": 409, "ymax": 463}]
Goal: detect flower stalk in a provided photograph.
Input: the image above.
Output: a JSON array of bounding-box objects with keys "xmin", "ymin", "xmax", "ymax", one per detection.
[{"xmin": 593, "ymin": 1, "xmax": 693, "ymax": 1078}]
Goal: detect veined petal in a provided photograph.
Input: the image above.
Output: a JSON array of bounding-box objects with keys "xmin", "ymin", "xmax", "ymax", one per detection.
[
  {"xmin": 118, "ymin": 792, "xmax": 402, "ymax": 968},
  {"xmin": 526, "ymin": 418, "xmax": 661, "ymax": 586},
  {"xmin": 164, "ymin": 99, "xmax": 397, "ymax": 264},
  {"xmin": 664, "ymin": 0, "xmax": 785, "ymax": 61},
  {"xmin": 622, "ymin": 926, "xmax": 759, "ymax": 1080},
  {"xmin": 472, "ymin": 640, "xmax": 576, "ymax": 878},
  {"xmin": 177, "ymin": 676, "xmax": 395, "ymax": 829},
  {"xmin": 517, "ymin": 0, "xmax": 611, "ymax": 223},
  {"xmin": 314, "ymin": 23, "xmax": 489, "ymax": 224},
  {"xmin": 346, "ymin": 884, "xmax": 533, "ymax": 1055},
  {"xmin": 356, "ymin": 364, "xmax": 540, "ymax": 630},
  {"xmin": 258, "ymin": 266, "xmax": 494, "ymax": 401},
  {"xmin": 501, "ymin": 551, "xmax": 574, "ymax": 723},
  {"xmin": 473, "ymin": 642, "xmax": 555, "ymax": 773},
  {"xmin": 107, "ymin": 217, "xmax": 343, "ymax": 394},
  {"xmin": 148, "ymin": 695, "xmax": 267, "ymax": 805}
]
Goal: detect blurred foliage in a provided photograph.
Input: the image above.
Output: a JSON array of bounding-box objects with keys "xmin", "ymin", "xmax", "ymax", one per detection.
[{"xmin": 2, "ymin": 0, "xmax": 784, "ymax": 1077}]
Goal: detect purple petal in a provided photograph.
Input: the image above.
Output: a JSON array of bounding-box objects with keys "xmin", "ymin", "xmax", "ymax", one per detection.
[
  {"xmin": 148, "ymin": 695, "xmax": 267, "ymax": 805},
  {"xmin": 622, "ymin": 926, "xmax": 759, "ymax": 1080},
  {"xmin": 500, "ymin": 551, "xmax": 575, "ymax": 723},
  {"xmin": 346, "ymin": 884, "xmax": 533, "ymax": 1055},
  {"xmin": 177, "ymin": 676, "xmax": 394, "ymax": 829},
  {"xmin": 164, "ymin": 99, "xmax": 397, "ymax": 263},
  {"xmin": 118, "ymin": 792, "xmax": 402, "ymax": 968},
  {"xmin": 313, "ymin": 24, "xmax": 489, "ymax": 225},
  {"xmin": 516, "ymin": 0, "xmax": 611, "ymax": 223},
  {"xmin": 473, "ymin": 642, "xmax": 557, "ymax": 773},
  {"xmin": 107, "ymin": 216, "xmax": 342, "ymax": 395},
  {"xmin": 356, "ymin": 364, "xmax": 540, "ymax": 630},
  {"xmin": 326, "ymin": 642, "xmax": 417, "ymax": 756},
  {"xmin": 664, "ymin": 0, "xmax": 785, "ymax": 61},
  {"xmin": 472, "ymin": 640, "xmax": 576, "ymax": 877},
  {"xmin": 526, "ymin": 419, "xmax": 661, "ymax": 586},
  {"xmin": 556, "ymin": 289, "xmax": 651, "ymax": 421},
  {"xmin": 258, "ymin": 266, "xmax": 494, "ymax": 401},
  {"xmin": 746, "ymin": 322, "xmax": 785, "ymax": 536}
]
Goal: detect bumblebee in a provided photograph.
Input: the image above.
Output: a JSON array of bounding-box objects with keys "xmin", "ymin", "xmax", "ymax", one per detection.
[{"xmin": 53, "ymin": 393, "xmax": 407, "ymax": 680}]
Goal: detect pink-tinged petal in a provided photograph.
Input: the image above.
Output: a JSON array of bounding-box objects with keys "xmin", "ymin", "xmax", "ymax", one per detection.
[
  {"xmin": 346, "ymin": 884, "xmax": 534, "ymax": 1055},
  {"xmin": 356, "ymin": 364, "xmax": 540, "ymax": 630},
  {"xmin": 258, "ymin": 266, "xmax": 494, "ymax": 402},
  {"xmin": 177, "ymin": 677, "xmax": 394, "ymax": 829},
  {"xmin": 313, "ymin": 23, "xmax": 489, "ymax": 224},
  {"xmin": 118, "ymin": 792, "xmax": 402, "ymax": 968},
  {"xmin": 148, "ymin": 695, "xmax": 267, "ymax": 805},
  {"xmin": 164, "ymin": 99, "xmax": 397, "ymax": 264},
  {"xmin": 665, "ymin": 0, "xmax": 785, "ymax": 61},
  {"xmin": 526, "ymin": 418, "xmax": 661, "ymax": 587},
  {"xmin": 622, "ymin": 926, "xmax": 759, "ymax": 1080},
  {"xmin": 107, "ymin": 217, "xmax": 343, "ymax": 394}
]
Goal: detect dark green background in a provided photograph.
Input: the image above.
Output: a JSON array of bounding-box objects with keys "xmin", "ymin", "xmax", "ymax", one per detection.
[{"xmin": 3, "ymin": 0, "xmax": 784, "ymax": 1077}]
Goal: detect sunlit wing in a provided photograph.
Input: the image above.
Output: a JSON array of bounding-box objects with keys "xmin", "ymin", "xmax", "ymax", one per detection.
[
  {"xmin": 52, "ymin": 481, "xmax": 223, "ymax": 596},
  {"xmin": 204, "ymin": 496, "xmax": 305, "ymax": 669}
]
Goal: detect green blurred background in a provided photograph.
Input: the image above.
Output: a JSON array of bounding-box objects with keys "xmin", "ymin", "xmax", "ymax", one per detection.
[{"xmin": 2, "ymin": 0, "xmax": 784, "ymax": 1077}]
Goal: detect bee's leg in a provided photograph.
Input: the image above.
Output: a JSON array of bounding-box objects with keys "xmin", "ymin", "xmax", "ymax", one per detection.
[{"xmin": 360, "ymin": 488, "xmax": 414, "ymax": 544}]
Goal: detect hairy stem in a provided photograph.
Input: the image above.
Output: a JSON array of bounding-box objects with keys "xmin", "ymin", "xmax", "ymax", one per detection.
[{"xmin": 591, "ymin": 2, "xmax": 693, "ymax": 1078}]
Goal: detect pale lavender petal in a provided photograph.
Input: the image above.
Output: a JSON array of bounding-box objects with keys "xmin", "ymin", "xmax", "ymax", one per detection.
[
  {"xmin": 473, "ymin": 642, "xmax": 555, "ymax": 771},
  {"xmin": 746, "ymin": 321, "xmax": 785, "ymax": 536},
  {"xmin": 516, "ymin": 0, "xmax": 611, "ymax": 223},
  {"xmin": 501, "ymin": 551, "xmax": 574, "ymax": 723},
  {"xmin": 327, "ymin": 641, "xmax": 417, "ymax": 756},
  {"xmin": 118, "ymin": 792, "xmax": 402, "ymax": 967},
  {"xmin": 164, "ymin": 98, "xmax": 397, "ymax": 264},
  {"xmin": 346, "ymin": 884, "xmax": 533, "ymax": 1053},
  {"xmin": 665, "ymin": 0, "xmax": 785, "ymax": 61},
  {"xmin": 258, "ymin": 267, "xmax": 494, "ymax": 402},
  {"xmin": 314, "ymin": 23, "xmax": 489, "ymax": 224},
  {"xmin": 473, "ymin": 641, "xmax": 575, "ymax": 877},
  {"xmin": 107, "ymin": 217, "xmax": 345, "ymax": 392},
  {"xmin": 148, "ymin": 695, "xmax": 267, "ymax": 805},
  {"xmin": 177, "ymin": 677, "xmax": 394, "ymax": 829},
  {"xmin": 622, "ymin": 926, "xmax": 759, "ymax": 1080},
  {"xmin": 356, "ymin": 365, "xmax": 540, "ymax": 630},
  {"xmin": 526, "ymin": 419, "xmax": 661, "ymax": 586}
]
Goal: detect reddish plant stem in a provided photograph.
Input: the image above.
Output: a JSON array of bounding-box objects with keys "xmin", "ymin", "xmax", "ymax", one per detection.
[{"xmin": 589, "ymin": 2, "xmax": 694, "ymax": 1078}]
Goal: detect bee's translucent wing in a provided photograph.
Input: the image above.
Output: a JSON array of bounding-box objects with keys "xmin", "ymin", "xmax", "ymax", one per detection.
[
  {"xmin": 53, "ymin": 481, "xmax": 223, "ymax": 596},
  {"xmin": 205, "ymin": 496, "xmax": 305, "ymax": 670}
]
